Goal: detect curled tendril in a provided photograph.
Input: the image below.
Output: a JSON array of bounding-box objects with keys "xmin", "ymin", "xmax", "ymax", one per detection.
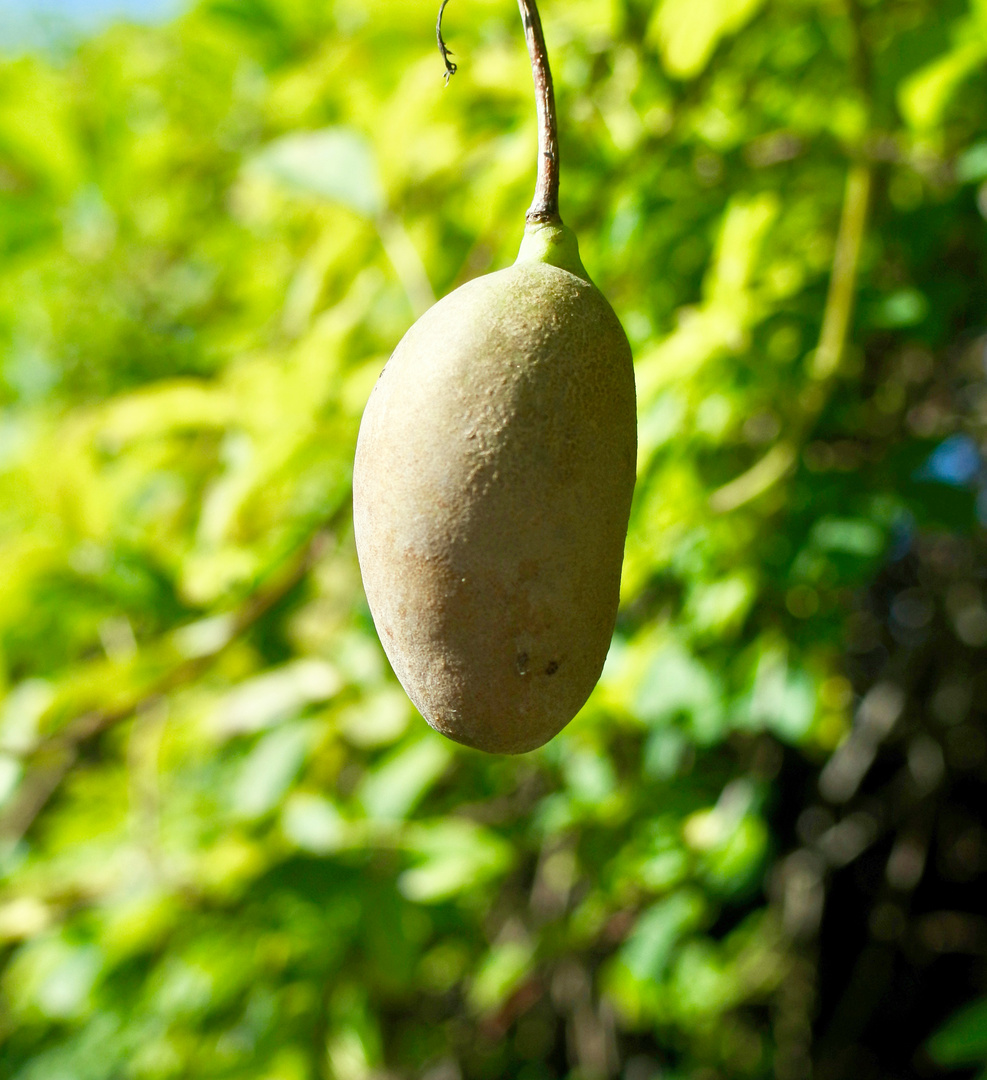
[{"xmin": 436, "ymin": 0, "xmax": 457, "ymax": 85}]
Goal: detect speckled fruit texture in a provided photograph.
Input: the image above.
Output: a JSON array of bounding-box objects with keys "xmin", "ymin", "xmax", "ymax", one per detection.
[{"xmin": 353, "ymin": 226, "xmax": 636, "ymax": 753}]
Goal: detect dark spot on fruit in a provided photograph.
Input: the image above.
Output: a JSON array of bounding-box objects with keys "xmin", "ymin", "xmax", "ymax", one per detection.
[
  {"xmin": 545, "ymin": 660, "xmax": 559, "ymax": 675},
  {"xmin": 516, "ymin": 651, "xmax": 529, "ymax": 675}
]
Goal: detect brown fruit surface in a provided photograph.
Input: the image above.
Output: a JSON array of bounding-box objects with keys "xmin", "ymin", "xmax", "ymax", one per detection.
[{"xmin": 353, "ymin": 225, "xmax": 636, "ymax": 753}]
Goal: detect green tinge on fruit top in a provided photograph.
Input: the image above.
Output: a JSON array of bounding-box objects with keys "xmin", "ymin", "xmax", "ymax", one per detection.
[{"xmin": 516, "ymin": 221, "xmax": 590, "ymax": 282}]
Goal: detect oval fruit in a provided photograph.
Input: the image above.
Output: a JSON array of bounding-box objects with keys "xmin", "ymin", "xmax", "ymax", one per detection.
[{"xmin": 353, "ymin": 223, "xmax": 636, "ymax": 754}]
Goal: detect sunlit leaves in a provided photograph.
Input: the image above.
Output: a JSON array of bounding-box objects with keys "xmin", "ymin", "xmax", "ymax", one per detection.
[
  {"xmin": 649, "ymin": 0, "xmax": 766, "ymax": 80},
  {"xmin": 0, "ymin": 0, "xmax": 985, "ymax": 1077},
  {"xmin": 398, "ymin": 819, "xmax": 513, "ymax": 903}
]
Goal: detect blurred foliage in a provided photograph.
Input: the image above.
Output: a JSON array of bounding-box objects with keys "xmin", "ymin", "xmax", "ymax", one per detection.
[{"xmin": 0, "ymin": 1, "xmax": 986, "ymax": 1078}]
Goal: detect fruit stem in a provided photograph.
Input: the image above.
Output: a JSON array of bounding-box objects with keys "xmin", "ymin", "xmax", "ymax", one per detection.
[{"xmin": 517, "ymin": 0, "xmax": 561, "ymax": 225}]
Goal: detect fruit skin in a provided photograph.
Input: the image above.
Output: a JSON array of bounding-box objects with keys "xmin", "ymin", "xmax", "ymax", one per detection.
[{"xmin": 353, "ymin": 223, "xmax": 636, "ymax": 754}]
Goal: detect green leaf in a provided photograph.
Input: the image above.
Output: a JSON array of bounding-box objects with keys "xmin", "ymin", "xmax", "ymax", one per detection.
[
  {"xmin": 634, "ymin": 642, "xmax": 725, "ymax": 743},
  {"xmin": 281, "ymin": 792, "xmax": 347, "ymax": 853},
  {"xmin": 648, "ymin": 0, "xmax": 767, "ymax": 79},
  {"xmin": 246, "ymin": 127, "xmax": 385, "ymax": 217},
  {"xmin": 214, "ymin": 659, "xmax": 341, "ymax": 737},
  {"xmin": 743, "ymin": 647, "xmax": 816, "ymax": 743},
  {"xmin": 0, "ymin": 678, "xmax": 52, "ymax": 754},
  {"xmin": 928, "ymin": 996, "xmax": 987, "ymax": 1067},
  {"xmin": 956, "ymin": 140, "xmax": 987, "ymax": 183},
  {"xmin": 0, "ymin": 58, "xmax": 83, "ymax": 191},
  {"xmin": 337, "ymin": 685, "xmax": 411, "ymax": 748},
  {"xmin": 468, "ymin": 939, "xmax": 534, "ymax": 1013},
  {"xmin": 899, "ymin": 41, "xmax": 987, "ymax": 130},
  {"xmin": 619, "ymin": 890, "xmax": 706, "ymax": 981},
  {"xmin": 357, "ymin": 737, "xmax": 452, "ymax": 822},
  {"xmin": 562, "ymin": 746, "xmax": 617, "ymax": 804},
  {"xmin": 685, "ymin": 573, "xmax": 757, "ymax": 638},
  {"xmin": 869, "ymin": 288, "xmax": 929, "ymax": 329},
  {"xmin": 231, "ymin": 721, "xmax": 315, "ymax": 819},
  {"xmin": 0, "ymin": 752, "xmax": 22, "ymax": 807},
  {"xmin": 399, "ymin": 820, "xmax": 513, "ymax": 904},
  {"xmin": 810, "ymin": 518, "xmax": 885, "ymax": 558},
  {"xmin": 5, "ymin": 936, "xmax": 102, "ymax": 1021}
]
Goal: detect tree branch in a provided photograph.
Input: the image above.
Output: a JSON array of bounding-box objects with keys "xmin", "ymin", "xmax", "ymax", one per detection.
[
  {"xmin": 517, "ymin": 0, "xmax": 561, "ymax": 224},
  {"xmin": 710, "ymin": 1, "xmax": 875, "ymax": 514}
]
